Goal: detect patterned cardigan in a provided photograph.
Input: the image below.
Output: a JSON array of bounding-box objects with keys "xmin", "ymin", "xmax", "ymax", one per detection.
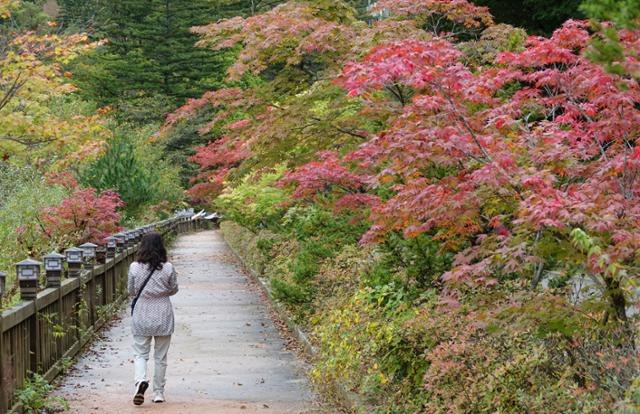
[{"xmin": 127, "ymin": 261, "xmax": 179, "ymax": 337}]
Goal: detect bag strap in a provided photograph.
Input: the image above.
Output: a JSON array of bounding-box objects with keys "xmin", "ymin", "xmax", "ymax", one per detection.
[{"xmin": 132, "ymin": 267, "xmax": 156, "ymax": 311}]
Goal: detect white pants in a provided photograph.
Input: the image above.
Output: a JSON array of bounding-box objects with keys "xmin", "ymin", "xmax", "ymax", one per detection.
[{"xmin": 133, "ymin": 335, "xmax": 171, "ymax": 393}]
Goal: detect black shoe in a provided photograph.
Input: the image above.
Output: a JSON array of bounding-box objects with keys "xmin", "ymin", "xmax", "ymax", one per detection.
[{"xmin": 133, "ymin": 381, "xmax": 149, "ymax": 406}]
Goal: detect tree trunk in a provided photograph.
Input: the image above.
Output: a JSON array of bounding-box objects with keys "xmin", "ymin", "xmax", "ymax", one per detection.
[{"xmin": 603, "ymin": 275, "xmax": 635, "ymax": 349}]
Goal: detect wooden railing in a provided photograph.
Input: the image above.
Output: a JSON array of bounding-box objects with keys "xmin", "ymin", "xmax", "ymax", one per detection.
[{"xmin": 0, "ymin": 215, "xmax": 208, "ymax": 413}]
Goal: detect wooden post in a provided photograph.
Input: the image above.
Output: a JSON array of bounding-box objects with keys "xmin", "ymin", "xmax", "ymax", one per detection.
[
  {"xmin": 29, "ymin": 302, "xmax": 39, "ymax": 374},
  {"xmin": 88, "ymin": 273, "xmax": 96, "ymax": 326},
  {"xmin": 111, "ymin": 265, "xmax": 116, "ymax": 303},
  {"xmin": 0, "ymin": 312, "xmax": 6, "ymax": 413},
  {"xmin": 57, "ymin": 284, "xmax": 63, "ymax": 364},
  {"xmin": 16, "ymin": 259, "xmax": 41, "ymax": 375},
  {"xmin": 104, "ymin": 265, "xmax": 113, "ymax": 305},
  {"xmin": 115, "ymin": 257, "xmax": 124, "ymax": 300},
  {"xmin": 74, "ymin": 280, "xmax": 82, "ymax": 344}
]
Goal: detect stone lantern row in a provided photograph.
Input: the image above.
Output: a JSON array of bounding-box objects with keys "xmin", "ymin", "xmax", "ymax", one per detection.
[{"xmin": 4, "ymin": 223, "xmax": 166, "ymax": 302}]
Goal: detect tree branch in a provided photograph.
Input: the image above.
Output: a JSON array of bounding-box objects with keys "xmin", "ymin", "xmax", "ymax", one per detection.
[
  {"xmin": 0, "ymin": 135, "xmax": 55, "ymax": 147},
  {"xmin": 437, "ymin": 85, "xmax": 492, "ymax": 161},
  {"xmin": 0, "ymin": 73, "xmax": 27, "ymax": 112}
]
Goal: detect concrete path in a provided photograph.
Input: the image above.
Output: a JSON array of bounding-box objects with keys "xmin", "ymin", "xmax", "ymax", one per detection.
[{"xmin": 54, "ymin": 230, "xmax": 321, "ymax": 414}]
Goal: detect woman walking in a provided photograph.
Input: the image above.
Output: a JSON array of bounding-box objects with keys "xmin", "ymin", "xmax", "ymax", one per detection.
[{"xmin": 127, "ymin": 232, "xmax": 178, "ymax": 405}]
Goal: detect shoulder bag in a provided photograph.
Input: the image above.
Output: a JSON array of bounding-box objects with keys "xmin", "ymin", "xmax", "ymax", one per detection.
[{"xmin": 131, "ymin": 267, "xmax": 156, "ymax": 316}]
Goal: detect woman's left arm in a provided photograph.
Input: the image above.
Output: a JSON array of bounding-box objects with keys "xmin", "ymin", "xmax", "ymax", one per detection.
[{"xmin": 167, "ymin": 266, "xmax": 179, "ymax": 296}]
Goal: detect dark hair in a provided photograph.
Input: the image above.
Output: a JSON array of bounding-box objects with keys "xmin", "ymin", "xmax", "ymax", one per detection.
[{"xmin": 135, "ymin": 232, "xmax": 167, "ymax": 271}]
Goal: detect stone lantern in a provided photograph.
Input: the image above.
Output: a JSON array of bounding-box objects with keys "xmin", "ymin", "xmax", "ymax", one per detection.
[
  {"xmin": 65, "ymin": 247, "xmax": 84, "ymax": 278},
  {"xmin": 124, "ymin": 231, "xmax": 135, "ymax": 248},
  {"xmin": 79, "ymin": 242, "xmax": 98, "ymax": 268},
  {"xmin": 105, "ymin": 236, "xmax": 117, "ymax": 258},
  {"xmin": 43, "ymin": 251, "xmax": 65, "ymax": 288},
  {"xmin": 16, "ymin": 258, "xmax": 41, "ymax": 300},
  {"xmin": 114, "ymin": 233, "xmax": 126, "ymax": 251},
  {"xmin": 96, "ymin": 244, "xmax": 107, "ymax": 264}
]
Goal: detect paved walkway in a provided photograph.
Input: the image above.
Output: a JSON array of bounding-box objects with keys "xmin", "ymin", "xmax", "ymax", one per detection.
[{"xmin": 54, "ymin": 230, "xmax": 320, "ymax": 414}]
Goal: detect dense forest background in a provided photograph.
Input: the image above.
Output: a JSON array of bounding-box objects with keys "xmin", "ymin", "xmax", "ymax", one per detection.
[
  {"xmin": 3, "ymin": 0, "xmax": 640, "ymax": 412},
  {"xmin": 49, "ymin": 0, "xmax": 587, "ymax": 184}
]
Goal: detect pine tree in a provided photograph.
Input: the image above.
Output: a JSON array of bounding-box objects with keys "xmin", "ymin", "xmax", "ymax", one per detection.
[
  {"xmin": 142, "ymin": 0, "xmax": 231, "ymax": 100},
  {"xmin": 56, "ymin": 0, "xmax": 107, "ymax": 31},
  {"xmin": 61, "ymin": 0, "xmax": 245, "ymax": 114}
]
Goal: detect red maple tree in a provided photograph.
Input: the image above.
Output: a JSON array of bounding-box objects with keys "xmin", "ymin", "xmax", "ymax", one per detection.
[{"xmin": 40, "ymin": 174, "xmax": 124, "ymax": 245}]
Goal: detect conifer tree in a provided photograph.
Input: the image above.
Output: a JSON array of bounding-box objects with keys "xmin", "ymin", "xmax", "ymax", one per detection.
[
  {"xmin": 61, "ymin": 0, "xmax": 242, "ymax": 112},
  {"xmin": 56, "ymin": 0, "xmax": 107, "ymax": 31}
]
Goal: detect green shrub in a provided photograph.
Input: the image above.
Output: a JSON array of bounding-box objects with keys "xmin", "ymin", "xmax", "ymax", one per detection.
[
  {"xmin": 0, "ymin": 163, "xmax": 39, "ymax": 207},
  {"xmin": 291, "ymin": 247, "xmax": 322, "ymax": 283},
  {"xmin": 16, "ymin": 374, "xmax": 69, "ymax": 413},
  {"xmin": 81, "ymin": 124, "xmax": 183, "ymax": 219},
  {"xmin": 417, "ymin": 292, "xmax": 636, "ymax": 414},
  {"xmin": 216, "ymin": 165, "xmax": 288, "ymax": 230},
  {"xmin": 374, "ymin": 231, "xmax": 454, "ymax": 289},
  {"xmin": 219, "ymin": 220, "xmax": 278, "ymax": 276},
  {"xmin": 312, "ymin": 283, "xmax": 431, "ymax": 412},
  {"xmin": 255, "ymin": 237, "xmax": 276, "ymax": 254},
  {"xmin": 271, "ymin": 277, "xmax": 310, "ymax": 304}
]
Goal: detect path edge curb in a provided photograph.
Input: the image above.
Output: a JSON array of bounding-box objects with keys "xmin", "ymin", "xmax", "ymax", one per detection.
[{"xmin": 220, "ymin": 223, "xmax": 371, "ymax": 414}]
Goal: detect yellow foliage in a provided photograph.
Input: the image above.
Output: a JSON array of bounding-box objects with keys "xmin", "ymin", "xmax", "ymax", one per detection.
[
  {"xmin": 0, "ymin": 30, "xmax": 107, "ymax": 165},
  {"xmin": 0, "ymin": 0, "xmax": 19, "ymax": 18}
]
